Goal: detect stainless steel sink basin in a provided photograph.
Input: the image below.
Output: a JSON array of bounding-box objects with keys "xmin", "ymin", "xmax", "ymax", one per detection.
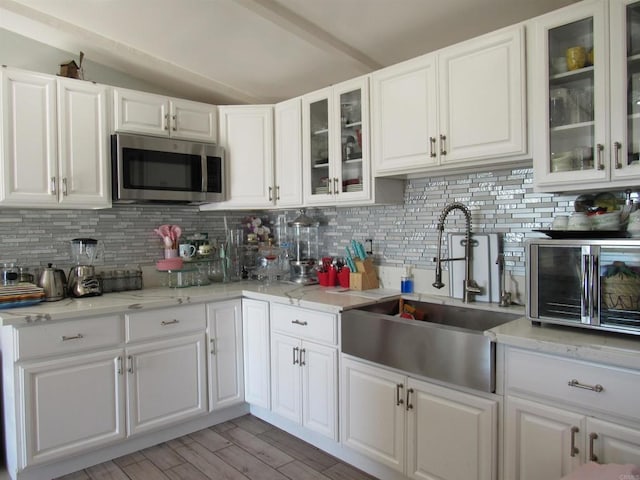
[{"xmin": 341, "ymin": 299, "xmax": 520, "ymax": 392}]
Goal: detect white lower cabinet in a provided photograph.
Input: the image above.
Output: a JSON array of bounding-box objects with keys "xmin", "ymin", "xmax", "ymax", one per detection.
[
  {"xmin": 271, "ymin": 332, "xmax": 337, "ymax": 439},
  {"xmin": 206, "ymin": 300, "xmax": 244, "ymax": 411},
  {"xmin": 270, "ymin": 303, "xmax": 338, "ymax": 440},
  {"xmin": 504, "ymin": 347, "xmax": 640, "ymax": 480},
  {"xmin": 19, "ymin": 348, "xmax": 125, "ymax": 467},
  {"xmin": 340, "ymin": 355, "xmax": 497, "ymax": 480},
  {"xmin": 125, "ymin": 333, "xmax": 207, "ymax": 436},
  {"xmin": 242, "ymin": 298, "xmax": 271, "ymax": 409}
]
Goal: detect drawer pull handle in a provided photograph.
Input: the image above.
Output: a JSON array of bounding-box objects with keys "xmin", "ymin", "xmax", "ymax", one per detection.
[
  {"xmin": 291, "ymin": 320, "xmax": 308, "ymax": 326},
  {"xmin": 127, "ymin": 355, "xmax": 134, "ymax": 374},
  {"xmin": 589, "ymin": 432, "xmax": 598, "ymax": 462},
  {"xmin": 570, "ymin": 426, "xmax": 579, "ymax": 457},
  {"xmin": 293, "ymin": 346, "xmax": 299, "ymax": 365},
  {"xmin": 61, "ymin": 334, "xmax": 84, "ymax": 341},
  {"xmin": 300, "ymin": 348, "xmax": 306, "ymax": 366},
  {"xmin": 161, "ymin": 319, "xmax": 180, "ymax": 326},
  {"xmin": 406, "ymin": 388, "xmax": 414, "ymax": 410},
  {"xmin": 117, "ymin": 356, "xmax": 123, "ymax": 375},
  {"xmin": 210, "ymin": 337, "xmax": 216, "ymax": 355},
  {"xmin": 568, "ymin": 379, "xmax": 604, "ymax": 393},
  {"xmin": 396, "ymin": 384, "xmax": 404, "ymax": 406}
]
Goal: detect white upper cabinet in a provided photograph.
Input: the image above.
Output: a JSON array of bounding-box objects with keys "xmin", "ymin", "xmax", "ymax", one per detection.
[
  {"xmin": 0, "ymin": 68, "xmax": 110, "ymax": 209},
  {"xmin": 57, "ymin": 78, "xmax": 110, "ymax": 208},
  {"xmin": 274, "ymin": 97, "xmax": 303, "ymax": 207},
  {"xmin": 200, "ymin": 105, "xmax": 274, "ymax": 210},
  {"xmin": 113, "ymin": 87, "xmax": 217, "ymax": 142},
  {"xmin": 532, "ymin": 0, "xmax": 640, "ymax": 191},
  {"xmin": 303, "ymin": 76, "xmax": 403, "ymax": 207},
  {"xmin": 372, "ymin": 24, "xmax": 527, "ymax": 176}
]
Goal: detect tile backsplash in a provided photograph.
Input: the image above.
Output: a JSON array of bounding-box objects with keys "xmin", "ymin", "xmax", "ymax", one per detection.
[{"xmin": 0, "ymin": 167, "xmax": 633, "ymax": 278}]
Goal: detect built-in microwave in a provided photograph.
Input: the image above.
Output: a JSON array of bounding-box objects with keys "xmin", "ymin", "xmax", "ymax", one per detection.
[
  {"xmin": 527, "ymin": 238, "xmax": 640, "ymax": 336},
  {"xmin": 111, "ymin": 133, "xmax": 225, "ymax": 204}
]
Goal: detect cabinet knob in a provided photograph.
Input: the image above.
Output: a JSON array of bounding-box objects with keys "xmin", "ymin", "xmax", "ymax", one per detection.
[
  {"xmin": 570, "ymin": 426, "xmax": 580, "ymax": 457},
  {"xmin": 406, "ymin": 387, "xmax": 414, "ymax": 410},
  {"xmin": 439, "ymin": 134, "xmax": 447, "ymax": 156},
  {"xmin": 588, "ymin": 432, "xmax": 598, "ymax": 462},
  {"xmin": 429, "ymin": 137, "xmax": 437, "ymax": 158},
  {"xmin": 396, "ymin": 384, "xmax": 404, "ymax": 406},
  {"xmin": 614, "ymin": 141, "xmax": 622, "ymax": 169},
  {"xmin": 596, "ymin": 144, "xmax": 605, "ymax": 170}
]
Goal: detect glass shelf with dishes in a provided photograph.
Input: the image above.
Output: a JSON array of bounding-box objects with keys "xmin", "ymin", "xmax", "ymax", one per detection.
[{"xmin": 547, "ymin": 16, "xmax": 596, "ymax": 174}]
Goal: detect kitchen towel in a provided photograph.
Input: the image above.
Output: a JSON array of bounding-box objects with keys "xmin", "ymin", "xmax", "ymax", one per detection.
[{"xmin": 559, "ymin": 461, "xmax": 640, "ymax": 480}]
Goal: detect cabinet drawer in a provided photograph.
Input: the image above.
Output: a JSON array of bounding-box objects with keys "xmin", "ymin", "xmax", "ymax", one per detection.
[
  {"xmin": 125, "ymin": 304, "xmax": 206, "ymax": 343},
  {"xmin": 506, "ymin": 348, "xmax": 640, "ymax": 422},
  {"xmin": 15, "ymin": 315, "xmax": 123, "ymax": 360},
  {"xmin": 270, "ymin": 303, "xmax": 337, "ymax": 344}
]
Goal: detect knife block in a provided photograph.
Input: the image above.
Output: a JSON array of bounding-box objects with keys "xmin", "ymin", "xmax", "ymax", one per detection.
[{"xmin": 350, "ymin": 257, "xmax": 379, "ymax": 290}]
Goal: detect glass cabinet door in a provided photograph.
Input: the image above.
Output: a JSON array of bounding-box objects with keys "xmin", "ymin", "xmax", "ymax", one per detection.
[
  {"xmin": 547, "ymin": 17, "xmax": 596, "ymax": 174},
  {"xmin": 626, "ymin": 1, "xmax": 640, "ymax": 172},
  {"xmin": 338, "ymin": 88, "xmax": 364, "ymax": 195},
  {"xmin": 308, "ymin": 97, "xmax": 331, "ymax": 198}
]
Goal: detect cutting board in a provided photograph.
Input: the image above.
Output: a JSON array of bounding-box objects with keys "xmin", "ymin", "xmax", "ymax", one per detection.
[{"xmin": 448, "ymin": 233, "xmax": 499, "ymax": 303}]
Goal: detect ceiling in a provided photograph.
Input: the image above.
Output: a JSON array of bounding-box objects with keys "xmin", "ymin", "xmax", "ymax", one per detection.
[{"xmin": 0, "ymin": 0, "xmax": 579, "ymax": 105}]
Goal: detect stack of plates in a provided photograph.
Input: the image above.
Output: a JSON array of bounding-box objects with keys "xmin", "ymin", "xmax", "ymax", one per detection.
[
  {"xmin": 0, "ymin": 283, "xmax": 45, "ymax": 309},
  {"xmin": 315, "ymin": 186, "xmax": 330, "ymax": 195},
  {"xmin": 346, "ymin": 183, "xmax": 363, "ymax": 192}
]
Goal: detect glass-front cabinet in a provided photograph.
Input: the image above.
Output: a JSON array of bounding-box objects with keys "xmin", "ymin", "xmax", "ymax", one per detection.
[
  {"xmin": 302, "ymin": 76, "xmax": 370, "ymax": 205},
  {"xmin": 532, "ymin": 0, "xmax": 640, "ymax": 191}
]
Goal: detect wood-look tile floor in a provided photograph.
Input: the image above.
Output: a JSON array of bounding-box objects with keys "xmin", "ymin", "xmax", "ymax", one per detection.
[{"xmin": 56, "ymin": 415, "xmax": 379, "ymax": 480}]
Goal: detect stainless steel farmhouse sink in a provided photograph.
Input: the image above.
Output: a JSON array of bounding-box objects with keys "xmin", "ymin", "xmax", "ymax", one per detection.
[{"xmin": 341, "ymin": 299, "xmax": 520, "ymax": 393}]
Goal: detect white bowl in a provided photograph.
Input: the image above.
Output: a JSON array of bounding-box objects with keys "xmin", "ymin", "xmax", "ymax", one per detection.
[
  {"xmin": 591, "ymin": 211, "xmax": 621, "ymax": 231},
  {"xmin": 567, "ymin": 212, "xmax": 592, "ymax": 230}
]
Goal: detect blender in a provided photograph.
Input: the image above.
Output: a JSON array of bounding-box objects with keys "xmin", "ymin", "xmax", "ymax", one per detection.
[
  {"xmin": 288, "ymin": 210, "xmax": 319, "ymax": 284},
  {"xmin": 68, "ymin": 238, "xmax": 103, "ymax": 297}
]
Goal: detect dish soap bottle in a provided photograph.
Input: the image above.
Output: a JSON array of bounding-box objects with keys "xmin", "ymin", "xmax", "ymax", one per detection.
[{"xmin": 401, "ymin": 265, "xmax": 414, "ymax": 294}]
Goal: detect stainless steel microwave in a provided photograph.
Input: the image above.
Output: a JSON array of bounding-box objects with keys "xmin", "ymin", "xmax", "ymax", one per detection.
[
  {"xmin": 527, "ymin": 238, "xmax": 640, "ymax": 336},
  {"xmin": 111, "ymin": 133, "xmax": 225, "ymax": 204}
]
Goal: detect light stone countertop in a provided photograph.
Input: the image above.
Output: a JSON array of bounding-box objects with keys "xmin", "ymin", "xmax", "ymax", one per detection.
[
  {"xmin": 2, "ymin": 282, "xmax": 638, "ymax": 373},
  {"xmin": 488, "ymin": 318, "xmax": 640, "ymax": 370},
  {"xmin": 0, "ymin": 282, "xmax": 402, "ymax": 326}
]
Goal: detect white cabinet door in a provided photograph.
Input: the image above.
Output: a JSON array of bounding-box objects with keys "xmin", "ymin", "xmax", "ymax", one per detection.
[
  {"xmin": 301, "ymin": 340, "xmax": 337, "ymax": 440},
  {"xmin": 530, "ymin": 1, "xmax": 611, "ymax": 190},
  {"xmin": 0, "ymin": 68, "xmax": 58, "ymax": 206},
  {"xmin": 126, "ymin": 333, "xmax": 207, "ymax": 436},
  {"xmin": 340, "ymin": 356, "xmax": 405, "ymax": 473},
  {"xmin": 242, "ymin": 299, "xmax": 271, "ymax": 409},
  {"xmin": 371, "ymin": 54, "xmax": 438, "ymax": 175},
  {"xmin": 113, "ymin": 87, "xmax": 169, "ymax": 136},
  {"xmin": 206, "ymin": 300, "xmax": 244, "ymax": 412},
  {"xmin": 303, "ymin": 77, "xmax": 381, "ymax": 206},
  {"xmin": 171, "ymin": 98, "xmax": 217, "ymax": 142},
  {"xmin": 586, "ymin": 417, "xmax": 640, "ymax": 466},
  {"xmin": 407, "ymin": 378, "xmax": 497, "ymax": 480},
  {"xmin": 505, "ymin": 395, "xmax": 584, "ymax": 480},
  {"xmin": 205, "ymin": 105, "xmax": 274, "ymax": 209},
  {"xmin": 19, "ymin": 349, "xmax": 125, "ymax": 468},
  {"xmin": 57, "ymin": 78, "xmax": 110, "ymax": 208},
  {"xmin": 439, "ymin": 25, "xmax": 526, "ymax": 165},
  {"xmin": 274, "ymin": 97, "xmax": 303, "ymax": 207},
  {"xmin": 271, "ymin": 332, "xmax": 302, "ymax": 423}
]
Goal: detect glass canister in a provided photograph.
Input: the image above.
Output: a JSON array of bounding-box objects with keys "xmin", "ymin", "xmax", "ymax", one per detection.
[
  {"xmin": 1, "ymin": 262, "xmax": 19, "ymax": 286},
  {"xmin": 287, "ymin": 210, "xmax": 319, "ymax": 285}
]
